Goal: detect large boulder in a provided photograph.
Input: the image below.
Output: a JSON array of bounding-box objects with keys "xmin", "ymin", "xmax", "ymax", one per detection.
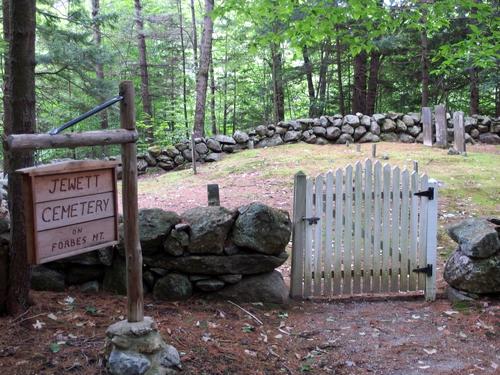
[
  {"xmin": 382, "ymin": 119, "xmax": 396, "ymax": 132},
  {"xmin": 336, "ymin": 133, "xmax": 354, "ymax": 144},
  {"xmin": 444, "ymin": 251, "xmax": 500, "ymax": 294},
  {"xmin": 353, "ymin": 126, "xmax": 367, "ymax": 140},
  {"xmin": 31, "ymin": 266, "xmax": 65, "ymax": 292},
  {"xmin": 206, "ymin": 138, "xmax": 222, "ymax": 152},
  {"xmin": 232, "ymin": 203, "xmax": 291, "ymax": 255},
  {"xmin": 284, "ymin": 130, "xmax": 301, "ymax": 142},
  {"xmin": 448, "ymin": 219, "xmax": 500, "ymax": 258},
  {"xmin": 479, "ymin": 132, "xmax": 500, "ymax": 144},
  {"xmin": 128, "ymin": 209, "xmax": 181, "ymax": 255},
  {"xmin": 153, "ymin": 273, "xmax": 192, "ymax": 300},
  {"xmin": 182, "ymin": 206, "xmax": 236, "ymax": 255},
  {"xmin": 257, "ymin": 134, "xmax": 284, "ymax": 148},
  {"xmin": 325, "ymin": 126, "xmax": 341, "ymax": 141},
  {"xmin": 233, "ymin": 130, "xmax": 249, "ymax": 144},
  {"xmin": 144, "ymin": 252, "xmax": 288, "ymax": 275},
  {"xmin": 359, "ymin": 132, "xmax": 380, "ymax": 143},
  {"xmin": 215, "ymin": 271, "xmax": 289, "ymax": 304},
  {"xmin": 108, "ymin": 350, "xmax": 151, "ymax": 375},
  {"xmin": 214, "ymin": 134, "xmax": 236, "ymax": 145},
  {"xmin": 372, "ymin": 113, "xmax": 386, "ymax": 124},
  {"xmin": 343, "ymin": 115, "xmax": 360, "ymax": 126}
]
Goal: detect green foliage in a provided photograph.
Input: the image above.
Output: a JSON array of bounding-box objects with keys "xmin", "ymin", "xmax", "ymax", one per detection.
[{"xmin": 1, "ymin": 0, "xmax": 497, "ymax": 167}]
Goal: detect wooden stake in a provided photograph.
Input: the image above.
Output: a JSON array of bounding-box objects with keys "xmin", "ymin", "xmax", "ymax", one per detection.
[
  {"xmin": 356, "ymin": 144, "xmax": 361, "ymax": 152},
  {"xmin": 191, "ymin": 133, "xmax": 197, "ymax": 175},
  {"xmin": 371, "ymin": 144, "xmax": 377, "ymax": 158},
  {"xmin": 413, "ymin": 160, "xmax": 419, "ymax": 174},
  {"xmin": 207, "ymin": 184, "xmax": 220, "ymax": 206},
  {"xmin": 120, "ymin": 81, "xmax": 144, "ymax": 323}
]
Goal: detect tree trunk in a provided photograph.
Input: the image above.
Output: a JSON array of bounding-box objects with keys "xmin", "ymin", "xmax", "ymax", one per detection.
[
  {"xmin": 177, "ymin": 0, "xmax": 189, "ymax": 137},
  {"xmin": 317, "ymin": 40, "xmax": 331, "ymax": 116},
  {"xmin": 271, "ymin": 43, "xmax": 285, "ymax": 122},
  {"xmin": 190, "ymin": 0, "xmax": 198, "ymax": 73},
  {"xmin": 365, "ymin": 51, "xmax": 381, "ymax": 115},
  {"xmin": 469, "ymin": 67, "xmax": 479, "ymax": 114},
  {"xmin": 222, "ymin": 34, "xmax": 228, "ymax": 135},
  {"xmin": 302, "ymin": 46, "xmax": 315, "ymax": 117},
  {"xmin": 420, "ymin": 12, "xmax": 429, "ymax": 107},
  {"xmin": 232, "ymin": 70, "xmax": 237, "ymax": 133},
  {"xmin": 91, "ymin": 0, "xmax": 108, "ymax": 156},
  {"xmin": 351, "ymin": 51, "xmax": 367, "ymax": 114},
  {"xmin": 0, "ymin": 0, "xmax": 11, "ymax": 315},
  {"xmin": 210, "ymin": 50, "xmax": 217, "ymax": 135},
  {"xmin": 134, "ymin": 0, "xmax": 153, "ymax": 139},
  {"xmin": 193, "ymin": 0, "xmax": 214, "ymax": 137},
  {"xmin": 4, "ymin": 0, "xmax": 36, "ymax": 315},
  {"xmin": 335, "ymin": 35, "xmax": 345, "ymax": 116}
]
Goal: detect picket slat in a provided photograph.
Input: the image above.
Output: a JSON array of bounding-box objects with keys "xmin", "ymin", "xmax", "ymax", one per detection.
[
  {"xmin": 381, "ymin": 164, "xmax": 391, "ymax": 292},
  {"xmin": 304, "ymin": 178, "xmax": 314, "ymax": 297},
  {"xmin": 409, "ymin": 172, "xmax": 419, "ymax": 291},
  {"xmin": 324, "ymin": 172, "xmax": 334, "ymax": 296},
  {"xmin": 313, "ymin": 175, "xmax": 323, "ymax": 296},
  {"xmin": 400, "ymin": 170, "xmax": 410, "ymax": 291},
  {"xmin": 353, "ymin": 162, "xmax": 363, "ymax": 293},
  {"xmin": 418, "ymin": 175, "xmax": 429, "ymax": 290},
  {"xmin": 372, "ymin": 162, "xmax": 382, "ymax": 293},
  {"xmin": 333, "ymin": 169, "xmax": 343, "ymax": 295},
  {"xmin": 363, "ymin": 159, "xmax": 373, "ymax": 293},
  {"xmin": 391, "ymin": 167, "xmax": 401, "ymax": 292},
  {"xmin": 343, "ymin": 166, "xmax": 353, "ymax": 294}
]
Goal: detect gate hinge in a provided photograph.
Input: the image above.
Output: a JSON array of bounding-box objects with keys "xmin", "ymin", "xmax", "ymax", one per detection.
[
  {"xmin": 302, "ymin": 216, "xmax": 320, "ymax": 225},
  {"xmin": 412, "ymin": 264, "xmax": 433, "ymax": 277},
  {"xmin": 414, "ymin": 187, "xmax": 434, "ymax": 200}
]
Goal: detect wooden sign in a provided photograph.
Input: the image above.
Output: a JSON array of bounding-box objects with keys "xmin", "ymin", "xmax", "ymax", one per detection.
[{"xmin": 18, "ymin": 160, "xmax": 119, "ymax": 264}]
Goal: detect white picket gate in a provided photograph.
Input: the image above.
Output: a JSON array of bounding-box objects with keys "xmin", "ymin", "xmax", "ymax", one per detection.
[{"xmin": 290, "ymin": 160, "xmax": 438, "ymax": 301}]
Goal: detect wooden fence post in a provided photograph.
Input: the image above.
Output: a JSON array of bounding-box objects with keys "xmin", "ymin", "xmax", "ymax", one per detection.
[
  {"xmin": 425, "ymin": 179, "xmax": 438, "ymax": 302},
  {"xmin": 422, "ymin": 107, "xmax": 432, "ymax": 146},
  {"xmin": 435, "ymin": 104, "xmax": 447, "ymax": 148},
  {"xmin": 120, "ymin": 81, "xmax": 144, "ymax": 322},
  {"xmin": 371, "ymin": 144, "xmax": 377, "ymax": 158},
  {"xmin": 290, "ymin": 171, "xmax": 307, "ymax": 299},
  {"xmin": 191, "ymin": 133, "xmax": 197, "ymax": 175},
  {"xmin": 413, "ymin": 160, "xmax": 419, "ymax": 174},
  {"xmin": 453, "ymin": 111, "xmax": 466, "ymax": 154},
  {"xmin": 207, "ymin": 184, "xmax": 220, "ymax": 206}
]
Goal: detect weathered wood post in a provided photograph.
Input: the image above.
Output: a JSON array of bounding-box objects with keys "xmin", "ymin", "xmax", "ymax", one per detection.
[
  {"xmin": 191, "ymin": 133, "xmax": 197, "ymax": 175},
  {"xmin": 371, "ymin": 144, "xmax": 377, "ymax": 158},
  {"xmin": 413, "ymin": 160, "xmax": 419, "ymax": 174},
  {"xmin": 425, "ymin": 179, "xmax": 438, "ymax": 302},
  {"xmin": 453, "ymin": 111, "xmax": 466, "ymax": 154},
  {"xmin": 207, "ymin": 184, "xmax": 220, "ymax": 206},
  {"xmin": 421, "ymin": 107, "xmax": 432, "ymax": 146},
  {"xmin": 120, "ymin": 81, "xmax": 144, "ymax": 322},
  {"xmin": 356, "ymin": 144, "xmax": 361, "ymax": 152},
  {"xmin": 290, "ymin": 171, "xmax": 307, "ymax": 299},
  {"xmin": 435, "ymin": 104, "xmax": 447, "ymax": 148}
]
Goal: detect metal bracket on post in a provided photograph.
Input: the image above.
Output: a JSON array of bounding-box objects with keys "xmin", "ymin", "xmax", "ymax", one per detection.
[
  {"xmin": 412, "ymin": 264, "xmax": 433, "ymax": 277},
  {"xmin": 302, "ymin": 217, "xmax": 320, "ymax": 225},
  {"xmin": 414, "ymin": 187, "xmax": 434, "ymax": 200}
]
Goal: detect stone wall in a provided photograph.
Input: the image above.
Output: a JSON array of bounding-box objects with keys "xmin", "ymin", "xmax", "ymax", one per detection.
[
  {"xmin": 132, "ymin": 112, "xmax": 500, "ymax": 174},
  {"xmin": 444, "ymin": 218, "xmax": 500, "ymax": 301},
  {"xmin": 23, "ymin": 203, "xmax": 292, "ymax": 304}
]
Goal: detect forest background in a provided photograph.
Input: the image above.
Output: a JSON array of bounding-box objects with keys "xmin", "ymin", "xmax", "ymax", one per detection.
[{"xmin": 1, "ymin": 0, "xmax": 498, "ymax": 161}]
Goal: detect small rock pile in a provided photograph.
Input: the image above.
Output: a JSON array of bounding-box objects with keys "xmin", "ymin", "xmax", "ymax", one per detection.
[
  {"xmin": 131, "ymin": 112, "xmax": 500, "ymax": 175},
  {"xmin": 105, "ymin": 317, "xmax": 181, "ymax": 375},
  {"xmin": 444, "ymin": 218, "xmax": 500, "ymax": 300},
  {"xmin": 31, "ymin": 202, "xmax": 292, "ymax": 304}
]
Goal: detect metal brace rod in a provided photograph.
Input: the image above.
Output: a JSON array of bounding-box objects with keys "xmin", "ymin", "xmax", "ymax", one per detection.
[{"xmin": 48, "ymin": 95, "xmax": 124, "ymax": 135}]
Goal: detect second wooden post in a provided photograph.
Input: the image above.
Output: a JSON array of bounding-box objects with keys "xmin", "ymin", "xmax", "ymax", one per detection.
[{"xmin": 120, "ymin": 81, "xmax": 144, "ymax": 322}]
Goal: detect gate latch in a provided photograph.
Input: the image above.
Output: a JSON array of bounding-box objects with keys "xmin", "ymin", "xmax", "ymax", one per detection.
[
  {"xmin": 414, "ymin": 187, "xmax": 434, "ymax": 200},
  {"xmin": 302, "ymin": 217, "xmax": 320, "ymax": 225},
  {"xmin": 412, "ymin": 264, "xmax": 433, "ymax": 277}
]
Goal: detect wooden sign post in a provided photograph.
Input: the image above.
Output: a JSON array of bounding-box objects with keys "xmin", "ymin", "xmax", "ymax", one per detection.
[
  {"xmin": 18, "ymin": 161, "xmax": 119, "ymax": 264},
  {"xmin": 5, "ymin": 81, "xmax": 143, "ymax": 323}
]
